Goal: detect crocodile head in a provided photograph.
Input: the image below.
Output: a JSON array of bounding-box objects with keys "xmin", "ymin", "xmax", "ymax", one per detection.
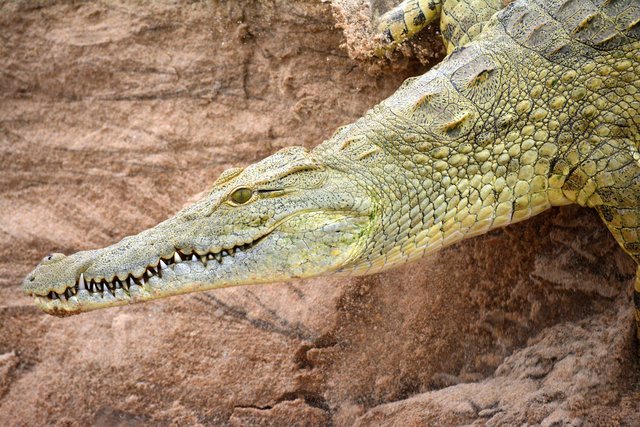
[{"xmin": 23, "ymin": 147, "xmax": 374, "ymax": 316}]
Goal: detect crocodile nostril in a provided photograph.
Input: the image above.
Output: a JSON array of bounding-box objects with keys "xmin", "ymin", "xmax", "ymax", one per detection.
[
  {"xmin": 40, "ymin": 253, "xmax": 66, "ymax": 265},
  {"xmin": 29, "ymin": 277, "xmax": 35, "ymax": 282}
]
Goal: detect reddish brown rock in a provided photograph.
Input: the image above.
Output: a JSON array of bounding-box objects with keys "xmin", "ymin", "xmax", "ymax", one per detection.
[{"xmin": 1, "ymin": 1, "xmax": 638, "ymax": 425}]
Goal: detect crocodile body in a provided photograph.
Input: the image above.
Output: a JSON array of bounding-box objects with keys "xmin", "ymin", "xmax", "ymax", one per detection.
[{"xmin": 23, "ymin": 0, "xmax": 640, "ymax": 335}]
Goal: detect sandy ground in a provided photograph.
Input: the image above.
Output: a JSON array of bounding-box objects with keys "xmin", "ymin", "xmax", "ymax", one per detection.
[{"xmin": 1, "ymin": 1, "xmax": 639, "ymax": 425}]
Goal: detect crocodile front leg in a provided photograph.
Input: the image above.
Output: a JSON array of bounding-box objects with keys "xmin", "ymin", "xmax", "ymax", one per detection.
[{"xmin": 596, "ymin": 196, "xmax": 640, "ymax": 338}]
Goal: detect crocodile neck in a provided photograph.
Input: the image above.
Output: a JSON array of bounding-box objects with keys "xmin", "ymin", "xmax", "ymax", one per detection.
[{"xmin": 316, "ymin": 2, "xmax": 640, "ymax": 275}]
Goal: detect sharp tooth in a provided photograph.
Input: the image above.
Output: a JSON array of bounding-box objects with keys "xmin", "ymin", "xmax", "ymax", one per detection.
[
  {"xmin": 78, "ymin": 274, "xmax": 86, "ymax": 291},
  {"xmin": 191, "ymin": 254, "xmax": 198, "ymax": 262},
  {"xmin": 221, "ymin": 250, "xmax": 228, "ymax": 257},
  {"xmin": 228, "ymin": 247, "xmax": 235, "ymax": 255},
  {"xmin": 139, "ymin": 277, "xmax": 145, "ymax": 286},
  {"xmin": 49, "ymin": 292, "xmax": 58, "ymax": 300},
  {"xmin": 207, "ymin": 254, "xmax": 214, "ymax": 260},
  {"xmin": 59, "ymin": 292, "xmax": 67, "ymax": 302},
  {"xmin": 214, "ymin": 253, "xmax": 222, "ymax": 262},
  {"xmin": 114, "ymin": 280, "xmax": 121, "ymax": 289},
  {"xmin": 159, "ymin": 260, "xmax": 168, "ymax": 270},
  {"xmin": 200, "ymin": 255, "xmax": 207, "ymax": 265},
  {"xmin": 174, "ymin": 252, "xmax": 182, "ymax": 263},
  {"xmin": 129, "ymin": 277, "xmax": 136, "ymax": 287}
]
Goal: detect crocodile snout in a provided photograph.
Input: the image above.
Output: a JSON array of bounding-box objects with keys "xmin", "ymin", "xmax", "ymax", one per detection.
[
  {"xmin": 24, "ymin": 253, "xmax": 67, "ymax": 286},
  {"xmin": 22, "ymin": 250, "xmax": 94, "ymax": 298}
]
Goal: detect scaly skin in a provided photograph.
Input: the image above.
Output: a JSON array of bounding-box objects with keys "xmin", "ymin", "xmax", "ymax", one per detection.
[{"xmin": 23, "ymin": 0, "xmax": 640, "ymax": 326}]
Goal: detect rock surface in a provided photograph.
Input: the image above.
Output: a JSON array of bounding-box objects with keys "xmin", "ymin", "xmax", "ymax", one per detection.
[{"xmin": 1, "ymin": 1, "xmax": 639, "ymax": 425}]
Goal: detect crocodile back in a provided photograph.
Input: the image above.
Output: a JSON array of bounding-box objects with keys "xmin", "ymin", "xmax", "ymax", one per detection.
[{"xmin": 499, "ymin": 0, "xmax": 639, "ymax": 59}]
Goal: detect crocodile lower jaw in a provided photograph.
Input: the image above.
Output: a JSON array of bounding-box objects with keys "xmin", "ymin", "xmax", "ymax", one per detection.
[{"xmin": 29, "ymin": 239, "xmax": 260, "ymax": 316}]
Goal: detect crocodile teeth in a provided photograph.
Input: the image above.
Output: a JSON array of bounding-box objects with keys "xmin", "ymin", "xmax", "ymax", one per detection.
[{"xmin": 47, "ymin": 239, "xmax": 259, "ymax": 302}]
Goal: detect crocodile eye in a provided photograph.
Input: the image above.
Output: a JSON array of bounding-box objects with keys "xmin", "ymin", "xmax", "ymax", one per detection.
[{"xmin": 229, "ymin": 187, "xmax": 253, "ymax": 205}]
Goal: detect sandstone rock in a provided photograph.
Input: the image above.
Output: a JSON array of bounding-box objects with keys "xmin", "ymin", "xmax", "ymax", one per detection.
[{"xmin": 1, "ymin": 1, "xmax": 638, "ymax": 425}]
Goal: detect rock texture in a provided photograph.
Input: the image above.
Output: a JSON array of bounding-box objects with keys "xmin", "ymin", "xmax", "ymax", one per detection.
[{"xmin": 1, "ymin": 1, "xmax": 639, "ymax": 425}]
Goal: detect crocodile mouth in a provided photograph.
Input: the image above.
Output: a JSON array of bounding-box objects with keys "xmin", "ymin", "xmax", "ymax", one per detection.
[
  {"xmin": 26, "ymin": 207, "xmax": 370, "ymax": 316},
  {"xmin": 29, "ymin": 237, "xmax": 262, "ymax": 304}
]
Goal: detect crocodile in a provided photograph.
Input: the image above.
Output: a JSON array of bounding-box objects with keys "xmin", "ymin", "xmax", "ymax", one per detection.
[{"xmin": 23, "ymin": 0, "xmax": 640, "ymax": 337}]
